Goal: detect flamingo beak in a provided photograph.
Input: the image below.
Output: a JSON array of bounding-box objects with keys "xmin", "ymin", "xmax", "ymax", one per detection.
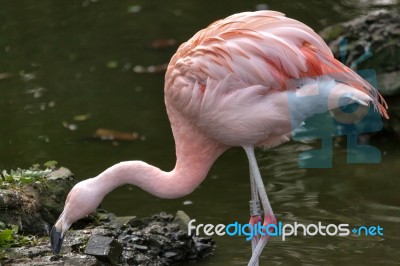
[{"xmin": 50, "ymin": 225, "xmax": 63, "ymax": 254}]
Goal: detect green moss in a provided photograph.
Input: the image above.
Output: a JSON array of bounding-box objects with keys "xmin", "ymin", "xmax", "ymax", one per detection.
[
  {"xmin": 0, "ymin": 223, "xmax": 37, "ymax": 254},
  {"xmin": 0, "ymin": 163, "xmax": 58, "ymax": 252},
  {"xmin": 323, "ymin": 25, "xmax": 345, "ymax": 41},
  {"xmin": 0, "ymin": 161, "xmax": 58, "ymax": 188}
]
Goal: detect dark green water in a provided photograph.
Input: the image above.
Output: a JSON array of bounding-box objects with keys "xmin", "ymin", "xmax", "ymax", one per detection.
[{"xmin": 1, "ymin": 0, "xmax": 400, "ymax": 265}]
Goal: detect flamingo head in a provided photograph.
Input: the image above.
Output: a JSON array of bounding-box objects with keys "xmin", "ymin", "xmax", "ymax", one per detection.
[{"xmin": 50, "ymin": 178, "xmax": 103, "ymax": 254}]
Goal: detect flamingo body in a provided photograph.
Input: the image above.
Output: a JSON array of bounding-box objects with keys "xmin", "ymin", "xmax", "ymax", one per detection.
[
  {"xmin": 165, "ymin": 11, "xmax": 386, "ymax": 149},
  {"xmin": 51, "ymin": 11, "xmax": 388, "ymax": 263}
]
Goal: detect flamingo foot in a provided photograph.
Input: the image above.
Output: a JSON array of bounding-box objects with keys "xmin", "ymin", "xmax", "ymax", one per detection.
[
  {"xmin": 247, "ymin": 214, "xmax": 277, "ymax": 266},
  {"xmin": 249, "ymin": 215, "xmax": 262, "ymax": 243},
  {"xmin": 249, "ymin": 215, "xmax": 262, "ymax": 226},
  {"xmin": 263, "ymin": 213, "xmax": 277, "ymax": 234}
]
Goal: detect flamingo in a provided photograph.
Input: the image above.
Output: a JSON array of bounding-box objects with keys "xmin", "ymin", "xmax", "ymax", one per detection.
[{"xmin": 50, "ymin": 10, "xmax": 388, "ymax": 265}]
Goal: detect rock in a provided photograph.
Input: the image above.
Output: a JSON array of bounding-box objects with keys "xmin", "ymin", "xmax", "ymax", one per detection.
[
  {"xmin": 0, "ymin": 237, "xmax": 98, "ymax": 266},
  {"xmin": 2, "ymin": 209, "xmax": 214, "ymax": 265},
  {"xmin": 84, "ymin": 235, "xmax": 123, "ymax": 266},
  {"xmin": 163, "ymin": 251, "xmax": 178, "ymax": 258},
  {"xmin": 126, "ymin": 217, "xmax": 152, "ymax": 229},
  {"xmin": 377, "ymin": 71, "xmax": 400, "ymax": 96},
  {"xmin": 173, "ymin": 210, "xmax": 191, "ymax": 233},
  {"xmin": 0, "ymin": 167, "xmax": 75, "ymax": 235},
  {"xmin": 319, "ymin": 10, "xmax": 400, "ymax": 96},
  {"xmin": 132, "ymin": 244, "xmax": 148, "ymax": 251},
  {"xmin": 319, "ymin": 10, "xmax": 400, "ymax": 137},
  {"xmin": 115, "ymin": 216, "xmax": 136, "ymax": 227},
  {"xmin": 115, "ymin": 211, "xmax": 214, "ymax": 265},
  {"xmin": 46, "ymin": 167, "xmax": 74, "ymax": 181}
]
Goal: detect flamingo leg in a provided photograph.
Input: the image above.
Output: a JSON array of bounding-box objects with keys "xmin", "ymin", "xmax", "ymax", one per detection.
[
  {"xmin": 243, "ymin": 146, "xmax": 277, "ymax": 266},
  {"xmin": 249, "ymin": 170, "xmax": 262, "ymax": 266}
]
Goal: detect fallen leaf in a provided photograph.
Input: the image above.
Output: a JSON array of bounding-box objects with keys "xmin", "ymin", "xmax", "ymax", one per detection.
[
  {"xmin": 73, "ymin": 113, "xmax": 91, "ymax": 121},
  {"xmin": 150, "ymin": 39, "xmax": 177, "ymax": 49},
  {"xmin": 94, "ymin": 128, "xmax": 139, "ymax": 141},
  {"xmin": 0, "ymin": 73, "xmax": 12, "ymax": 80}
]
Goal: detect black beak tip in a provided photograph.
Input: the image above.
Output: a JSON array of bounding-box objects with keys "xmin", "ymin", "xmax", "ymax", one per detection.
[{"xmin": 50, "ymin": 226, "xmax": 63, "ymax": 254}]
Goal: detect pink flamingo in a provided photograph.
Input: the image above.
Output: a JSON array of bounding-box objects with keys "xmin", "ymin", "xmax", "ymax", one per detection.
[{"xmin": 51, "ymin": 11, "xmax": 388, "ymax": 265}]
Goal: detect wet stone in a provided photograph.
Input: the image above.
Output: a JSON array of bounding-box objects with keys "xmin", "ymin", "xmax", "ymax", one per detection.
[
  {"xmin": 116, "ymin": 210, "xmax": 214, "ymax": 265},
  {"xmin": 132, "ymin": 244, "xmax": 148, "ymax": 251},
  {"xmin": 115, "ymin": 216, "xmax": 136, "ymax": 226},
  {"xmin": 84, "ymin": 235, "xmax": 123, "ymax": 266},
  {"xmin": 173, "ymin": 210, "xmax": 191, "ymax": 232},
  {"xmin": 2, "ymin": 203, "xmax": 214, "ymax": 265},
  {"xmin": 127, "ymin": 217, "xmax": 152, "ymax": 229},
  {"xmin": 163, "ymin": 251, "xmax": 178, "ymax": 258}
]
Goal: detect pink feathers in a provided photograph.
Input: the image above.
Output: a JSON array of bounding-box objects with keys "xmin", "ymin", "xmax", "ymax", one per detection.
[{"xmin": 165, "ymin": 10, "xmax": 387, "ymax": 147}]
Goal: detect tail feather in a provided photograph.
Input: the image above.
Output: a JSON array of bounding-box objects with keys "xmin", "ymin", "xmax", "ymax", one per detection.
[
  {"xmin": 287, "ymin": 77, "xmax": 381, "ymax": 129},
  {"xmin": 300, "ymin": 44, "xmax": 388, "ymax": 119}
]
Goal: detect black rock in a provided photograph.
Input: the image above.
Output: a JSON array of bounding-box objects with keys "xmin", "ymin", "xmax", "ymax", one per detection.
[{"xmin": 84, "ymin": 235, "xmax": 123, "ymax": 266}]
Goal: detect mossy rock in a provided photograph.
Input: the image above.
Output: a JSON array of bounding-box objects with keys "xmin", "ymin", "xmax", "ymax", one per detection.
[
  {"xmin": 0, "ymin": 167, "xmax": 75, "ymax": 236},
  {"xmin": 319, "ymin": 10, "xmax": 400, "ymax": 96}
]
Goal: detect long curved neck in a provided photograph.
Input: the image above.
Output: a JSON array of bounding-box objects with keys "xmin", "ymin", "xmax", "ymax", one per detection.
[{"xmin": 94, "ymin": 109, "xmax": 227, "ymax": 199}]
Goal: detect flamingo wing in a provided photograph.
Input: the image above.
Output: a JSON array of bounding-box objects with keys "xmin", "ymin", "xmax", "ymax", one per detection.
[{"xmin": 164, "ymin": 11, "xmax": 388, "ymax": 146}]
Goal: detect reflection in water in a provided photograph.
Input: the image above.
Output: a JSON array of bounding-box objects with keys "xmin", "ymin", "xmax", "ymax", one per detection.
[{"xmin": 1, "ymin": 0, "xmax": 399, "ymax": 265}]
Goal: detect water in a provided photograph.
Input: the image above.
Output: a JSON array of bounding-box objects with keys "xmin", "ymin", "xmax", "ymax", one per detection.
[{"xmin": 1, "ymin": 0, "xmax": 400, "ymax": 265}]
